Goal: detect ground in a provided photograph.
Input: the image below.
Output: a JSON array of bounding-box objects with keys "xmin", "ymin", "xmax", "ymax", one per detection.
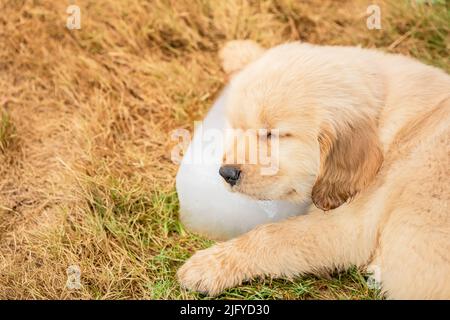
[{"xmin": 0, "ymin": 0, "xmax": 448, "ymax": 299}]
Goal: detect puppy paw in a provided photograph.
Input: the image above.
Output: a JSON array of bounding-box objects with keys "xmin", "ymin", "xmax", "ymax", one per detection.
[
  {"xmin": 219, "ymin": 40, "xmax": 265, "ymax": 75},
  {"xmin": 177, "ymin": 242, "xmax": 247, "ymax": 296}
]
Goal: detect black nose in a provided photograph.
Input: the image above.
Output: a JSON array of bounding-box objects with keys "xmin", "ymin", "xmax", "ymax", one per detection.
[{"xmin": 219, "ymin": 165, "xmax": 241, "ymax": 186}]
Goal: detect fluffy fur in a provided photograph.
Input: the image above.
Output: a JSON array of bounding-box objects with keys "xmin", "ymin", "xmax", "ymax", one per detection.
[{"xmin": 177, "ymin": 40, "xmax": 450, "ymax": 299}]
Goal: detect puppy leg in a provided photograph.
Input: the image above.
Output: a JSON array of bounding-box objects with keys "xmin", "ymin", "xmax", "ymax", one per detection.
[
  {"xmin": 177, "ymin": 207, "xmax": 375, "ymax": 296},
  {"xmin": 376, "ymin": 209, "xmax": 450, "ymax": 299}
]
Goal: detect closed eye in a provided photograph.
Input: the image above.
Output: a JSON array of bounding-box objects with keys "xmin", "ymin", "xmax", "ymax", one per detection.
[
  {"xmin": 262, "ymin": 129, "xmax": 292, "ymax": 139},
  {"xmin": 267, "ymin": 131, "xmax": 292, "ymax": 138}
]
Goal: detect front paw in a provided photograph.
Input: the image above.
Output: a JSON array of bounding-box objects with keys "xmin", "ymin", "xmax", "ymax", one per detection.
[{"xmin": 177, "ymin": 242, "xmax": 246, "ymax": 296}]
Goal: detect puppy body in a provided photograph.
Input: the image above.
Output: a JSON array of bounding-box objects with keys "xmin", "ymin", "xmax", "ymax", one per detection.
[{"xmin": 178, "ymin": 41, "xmax": 450, "ymax": 299}]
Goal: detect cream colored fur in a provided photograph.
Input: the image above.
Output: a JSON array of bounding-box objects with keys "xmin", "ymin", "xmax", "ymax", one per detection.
[{"xmin": 177, "ymin": 40, "xmax": 450, "ymax": 299}]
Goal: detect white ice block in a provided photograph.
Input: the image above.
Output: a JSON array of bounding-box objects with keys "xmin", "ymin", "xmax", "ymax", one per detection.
[{"xmin": 176, "ymin": 86, "xmax": 310, "ymax": 240}]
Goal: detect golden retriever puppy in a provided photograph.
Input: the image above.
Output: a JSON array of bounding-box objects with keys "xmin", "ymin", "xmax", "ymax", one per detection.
[{"xmin": 177, "ymin": 40, "xmax": 450, "ymax": 299}]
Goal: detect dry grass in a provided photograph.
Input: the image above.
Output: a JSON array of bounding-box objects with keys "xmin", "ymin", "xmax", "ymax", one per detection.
[{"xmin": 0, "ymin": 0, "xmax": 448, "ymax": 299}]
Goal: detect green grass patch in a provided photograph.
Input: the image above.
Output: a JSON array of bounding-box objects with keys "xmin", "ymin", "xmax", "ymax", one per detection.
[{"xmin": 75, "ymin": 179, "xmax": 382, "ymax": 299}]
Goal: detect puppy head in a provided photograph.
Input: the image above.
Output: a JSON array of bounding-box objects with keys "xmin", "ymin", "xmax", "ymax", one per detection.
[{"xmin": 219, "ymin": 41, "xmax": 383, "ymax": 210}]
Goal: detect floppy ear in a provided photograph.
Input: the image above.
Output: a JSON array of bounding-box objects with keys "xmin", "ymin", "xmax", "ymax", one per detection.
[
  {"xmin": 311, "ymin": 120, "xmax": 383, "ymax": 211},
  {"xmin": 219, "ymin": 40, "xmax": 265, "ymax": 76}
]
